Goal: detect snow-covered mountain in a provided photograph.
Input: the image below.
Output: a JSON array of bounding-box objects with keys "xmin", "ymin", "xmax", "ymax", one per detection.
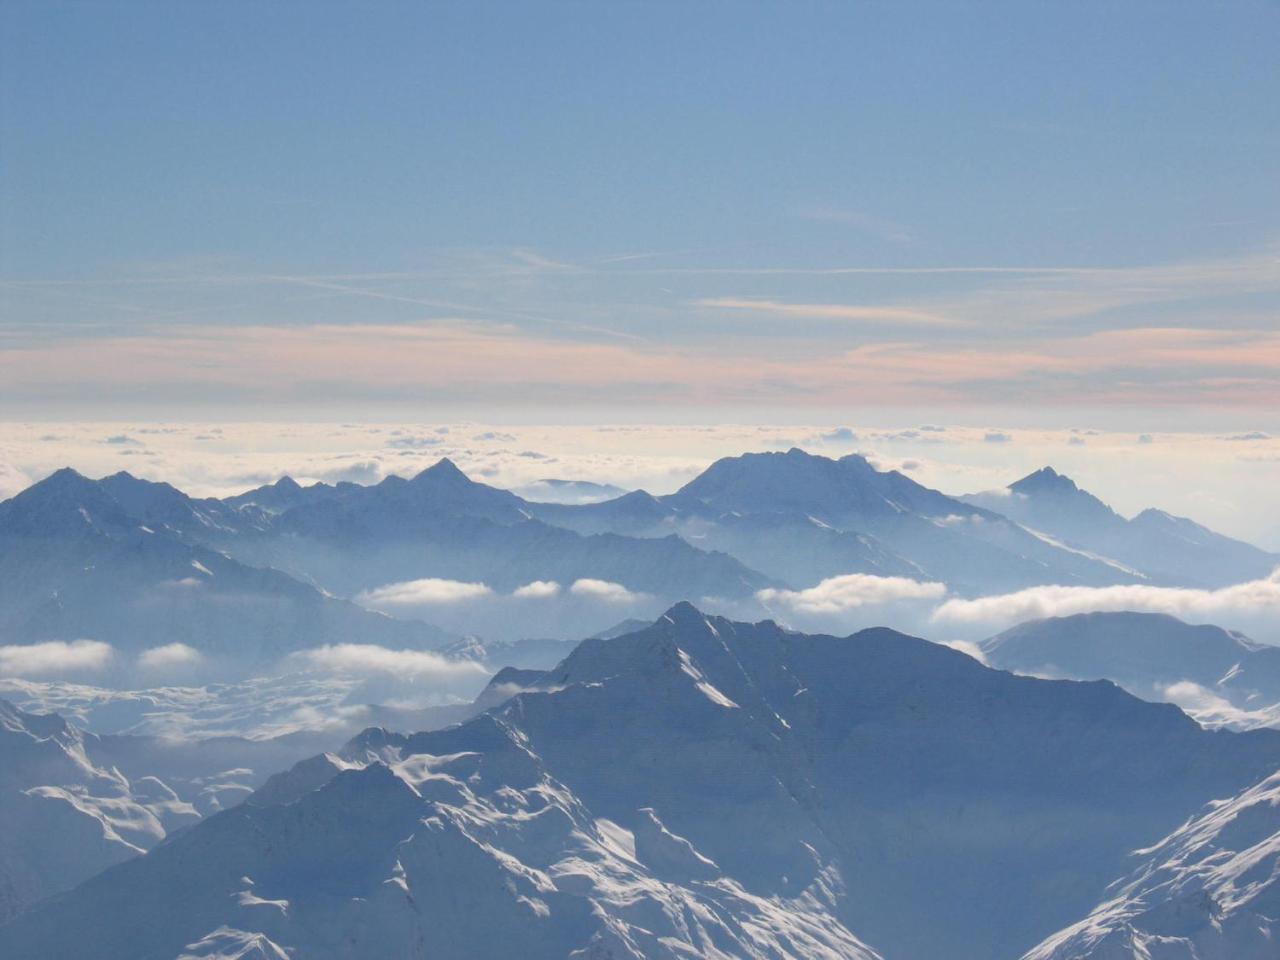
[
  {"xmin": 0, "ymin": 468, "xmax": 453, "ymax": 665},
  {"xmin": 1023, "ymin": 768, "xmax": 1280, "ymax": 960},
  {"xmin": 0, "ymin": 698, "xmax": 180, "ymax": 923},
  {"xmin": 535, "ymin": 449, "xmax": 1141, "ymax": 594},
  {"xmin": 964, "ymin": 466, "xmax": 1279, "ymax": 587},
  {"xmin": 983, "ymin": 612, "xmax": 1280, "ymax": 729},
  {"xmin": 216, "ymin": 459, "xmax": 774, "ymax": 604},
  {"xmin": 8, "ymin": 606, "xmax": 1280, "ymax": 960}
]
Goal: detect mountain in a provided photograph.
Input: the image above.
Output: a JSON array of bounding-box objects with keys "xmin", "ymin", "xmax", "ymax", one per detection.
[
  {"xmin": 1023, "ymin": 768, "xmax": 1280, "ymax": 960},
  {"xmin": 8, "ymin": 606, "xmax": 1280, "ymax": 960},
  {"xmin": 211, "ymin": 461, "xmax": 774, "ymax": 604},
  {"xmin": 0, "ymin": 469, "xmax": 453, "ymax": 665},
  {"xmin": 983, "ymin": 612, "xmax": 1280, "ymax": 729},
  {"xmin": 963, "ymin": 466, "xmax": 1278, "ymax": 587},
  {"xmin": 536, "ymin": 449, "xmax": 1139, "ymax": 594},
  {"xmin": 0, "ymin": 698, "xmax": 179, "ymax": 923}
]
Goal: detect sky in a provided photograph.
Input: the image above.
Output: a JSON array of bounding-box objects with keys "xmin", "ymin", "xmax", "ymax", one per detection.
[{"xmin": 1, "ymin": 1, "xmax": 1277, "ymax": 423}]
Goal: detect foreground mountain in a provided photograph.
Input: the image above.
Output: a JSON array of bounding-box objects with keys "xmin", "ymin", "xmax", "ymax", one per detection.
[
  {"xmin": 1023, "ymin": 768, "xmax": 1280, "ymax": 960},
  {"xmin": 0, "ymin": 469, "xmax": 452, "ymax": 666},
  {"xmin": 534, "ymin": 449, "xmax": 1139, "ymax": 595},
  {"xmin": 8, "ymin": 606, "xmax": 1280, "ymax": 960},
  {"xmin": 983, "ymin": 612, "xmax": 1280, "ymax": 729},
  {"xmin": 964, "ymin": 467, "xmax": 1279, "ymax": 587}
]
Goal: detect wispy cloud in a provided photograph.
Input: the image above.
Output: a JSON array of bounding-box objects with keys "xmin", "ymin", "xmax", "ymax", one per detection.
[
  {"xmin": 694, "ymin": 297, "xmax": 958, "ymax": 327},
  {"xmin": 292, "ymin": 644, "xmax": 489, "ymax": 681}
]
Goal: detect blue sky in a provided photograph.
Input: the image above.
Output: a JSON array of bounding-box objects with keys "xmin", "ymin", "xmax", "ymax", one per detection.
[{"xmin": 1, "ymin": 1, "xmax": 1278, "ymax": 422}]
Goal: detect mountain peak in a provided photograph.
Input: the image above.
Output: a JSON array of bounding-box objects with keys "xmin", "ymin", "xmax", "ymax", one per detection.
[
  {"xmin": 413, "ymin": 457, "xmax": 469, "ymax": 483},
  {"xmin": 660, "ymin": 600, "xmax": 707, "ymax": 626},
  {"xmin": 274, "ymin": 475, "xmax": 302, "ymax": 491},
  {"xmin": 1010, "ymin": 466, "xmax": 1078, "ymax": 495}
]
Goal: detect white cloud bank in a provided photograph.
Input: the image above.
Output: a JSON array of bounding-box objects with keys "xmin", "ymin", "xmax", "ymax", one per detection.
[
  {"xmin": 513, "ymin": 580, "xmax": 561, "ymax": 599},
  {"xmin": 932, "ymin": 570, "xmax": 1280, "ymax": 630},
  {"xmin": 357, "ymin": 578, "xmax": 493, "ymax": 607},
  {"xmin": 757, "ymin": 573, "xmax": 947, "ymax": 616},
  {"xmin": 292, "ymin": 644, "xmax": 490, "ymax": 682},
  {"xmin": 0, "ymin": 639, "xmax": 114, "ymax": 677},
  {"xmin": 137, "ymin": 642, "xmax": 203, "ymax": 669},
  {"xmin": 569, "ymin": 578, "xmax": 644, "ymax": 604}
]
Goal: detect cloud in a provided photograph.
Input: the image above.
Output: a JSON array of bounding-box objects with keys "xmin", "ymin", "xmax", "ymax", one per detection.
[
  {"xmin": 693, "ymin": 297, "xmax": 957, "ymax": 326},
  {"xmin": 819, "ymin": 427, "xmax": 858, "ymax": 443},
  {"xmin": 137, "ymin": 643, "xmax": 203, "ymax": 669},
  {"xmin": 756, "ymin": 573, "xmax": 946, "ymax": 616},
  {"xmin": 931, "ymin": 571, "xmax": 1280, "ymax": 630},
  {"xmin": 292, "ymin": 644, "xmax": 490, "ymax": 681},
  {"xmin": 0, "ymin": 639, "xmax": 114, "ymax": 676},
  {"xmin": 984, "ymin": 431, "xmax": 1013, "ymax": 443},
  {"xmin": 357, "ymin": 578, "xmax": 493, "ymax": 607},
  {"xmin": 569, "ymin": 578, "xmax": 643, "ymax": 604},
  {"xmin": 513, "ymin": 580, "xmax": 561, "ymax": 599}
]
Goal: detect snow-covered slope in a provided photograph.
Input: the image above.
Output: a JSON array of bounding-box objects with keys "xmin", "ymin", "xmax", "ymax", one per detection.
[
  {"xmin": 1023, "ymin": 769, "xmax": 1280, "ymax": 960},
  {"xmin": 8, "ymin": 606, "xmax": 1280, "ymax": 960},
  {"xmin": 983, "ymin": 612, "xmax": 1280, "ymax": 729},
  {"xmin": 964, "ymin": 467, "xmax": 1278, "ymax": 588},
  {"xmin": 0, "ymin": 699, "xmax": 198, "ymax": 922}
]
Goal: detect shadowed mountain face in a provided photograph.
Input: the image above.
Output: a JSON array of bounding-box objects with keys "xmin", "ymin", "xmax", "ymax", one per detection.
[
  {"xmin": 0, "ymin": 469, "xmax": 452, "ymax": 666},
  {"xmin": 984, "ymin": 611, "xmax": 1280, "ymax": 728},
  {"xmin": 963, "ymin": 466, "xmax": 1279, "ymax": 588},
  {"xmin": 8, "ymin": 606, "xmax": 1280, "ymax": 960}
]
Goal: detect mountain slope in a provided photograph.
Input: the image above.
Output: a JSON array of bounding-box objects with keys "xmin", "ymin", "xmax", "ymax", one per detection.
[
  {"xmin": 8, "ymin": 606, "xmax": 1280, "ymax": 960},
  {"xmin": 983, "ymin": 611, "xmax": 1280, "ymax": 728},
  {"xmin": 1023, "ymin": 768, "xmax": 1280, "ymax": 960},
  {"xmin": 536, "ymin": 449, "xmax": 1140, "ymax": 594},
  {"xmin": 964, "ymin": 467, "xmax": 1278, "ymax": 587},
  {"xmin": 213, "ymin": 462, "xmax": 776, "ymax": 603},
  {"xmin": 0, "ymin": 469, "xmax": 452, "ymax": 663}
]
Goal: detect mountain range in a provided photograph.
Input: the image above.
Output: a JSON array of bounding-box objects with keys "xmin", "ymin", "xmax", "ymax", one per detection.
[
  {"xmin": 3, "ymin": 451, "xmax": 1275, "ymax": 660},
  {"xmin": 6, "ymin": 605, "xmax": 1279, "ymax": 960},
  {"xmin": 963, "ymin": 466, "xmax": 1277, "ymax": 588}
]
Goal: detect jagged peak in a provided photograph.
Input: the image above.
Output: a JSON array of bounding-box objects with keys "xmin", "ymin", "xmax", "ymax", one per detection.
[
  {"xmin": 660, "ymin": 600, "xmax": 708, "ymax": 626},
  {"xmin": 1009, "ymin": 466, "xmax": 1079, "ymax": 495},
  {"xmin": 413, "ymin": 457, "xmax": 469, "ymax": 482}
]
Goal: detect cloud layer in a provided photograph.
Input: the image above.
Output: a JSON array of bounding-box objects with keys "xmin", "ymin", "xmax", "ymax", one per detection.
[
  {"xmin": 757, "ymin": 574, "xmax": 947, "ymax": 616},
  {"xmin": 931, "ymin": 570, "xmax": 1280, "ymax": 630}
]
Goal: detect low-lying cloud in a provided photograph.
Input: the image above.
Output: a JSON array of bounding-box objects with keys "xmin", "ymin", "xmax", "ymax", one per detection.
[
  {"xmin": 757, "ymin": 573, "xmax": 947, "ymax": 616},
  {"xmin": 932, "ymin": 570, "xmax": 1280, "ymax": 630},
  {"xmin": 0, "ymin": 639, "xmax": 114, "ymax": 677},
  {"xmin": 138, "ymin": 642, "xmax": 203, "ymax": 669},
  {"xmin": 513, "ymin": 580, "xmax": 561, "ymax": 599},
  {"xmin": 292, "ymin": 644, "xmax": 490, "ymax": 681},
  {"xmin": 357, "ymin": 578, "xmax": 494, "ymax": 607},
  {"xmin": 569, "ymin": 578, "xmax": 643, "ymax": 604}
]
